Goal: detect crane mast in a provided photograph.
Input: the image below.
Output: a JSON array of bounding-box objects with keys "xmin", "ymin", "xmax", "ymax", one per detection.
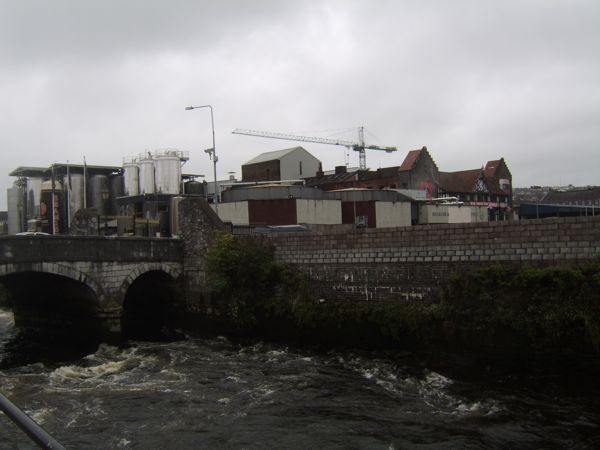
[{"xmin": 232, "ymin": 127, "xmax": 397, "ymax": 170}]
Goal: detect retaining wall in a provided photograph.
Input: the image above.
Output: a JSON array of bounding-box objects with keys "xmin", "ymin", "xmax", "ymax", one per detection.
[{"xmin": 262, "ymin": 216, "xmax": 600, "ymax": 303}]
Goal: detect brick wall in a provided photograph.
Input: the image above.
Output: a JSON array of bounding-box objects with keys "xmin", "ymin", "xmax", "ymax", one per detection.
[{"xmin": 261, "ymin": 216, "xmax": 600, "ymax": 303}]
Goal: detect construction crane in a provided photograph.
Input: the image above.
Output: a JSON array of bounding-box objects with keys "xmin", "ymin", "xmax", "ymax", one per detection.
[{"xmin": 232, "ymin": 126, "xmax": 397, "ymax": 170}]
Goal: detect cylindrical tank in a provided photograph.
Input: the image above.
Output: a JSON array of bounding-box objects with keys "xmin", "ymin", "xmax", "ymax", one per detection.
[
  {"xmin": 87, "ymin": 174, "xmax": 110, "ymax": 216},
  {"xmin": 184, "ymin": 180, "xmax": 204, "ymax": 195},
  {"xmin": 7, "ymin": 182, "xmax": 25, "ymax": 234},
  {"xmin": 63, "ymin": 174, "xmax": 85, "ymax": 223},
  {"xmin": 154, "ymin": 152, "xmax": 181, "ymax": 194},
  {"xmin": 109, "ymin": 174, "xmax": 124, "ymax": 215},
  {"xmin": 123, "ymin": 162, "xmax": 139, "ymax": 196},
  {"xmin": 138, "ymin": 158, "xmax": 155, "ymax": 194},
  {"xmin": 26, "ymin": 178, "xmax": 42, "ymax": 218}
]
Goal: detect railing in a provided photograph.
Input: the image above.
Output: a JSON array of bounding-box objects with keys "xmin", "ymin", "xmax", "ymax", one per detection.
[{"xmin": 0, "ymin": 392, "xmax": 66, "ymax": 449}]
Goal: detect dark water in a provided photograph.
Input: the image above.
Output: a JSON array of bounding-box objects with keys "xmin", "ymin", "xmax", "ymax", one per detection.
[{"xmin": 1, "ymin": 309, "xmax": 599, "ymax": 449}]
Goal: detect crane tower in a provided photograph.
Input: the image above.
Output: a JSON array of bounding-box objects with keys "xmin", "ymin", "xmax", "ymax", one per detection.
[{"xmin": 232, "ymin": 126, "xmax": 397, "ymax": 170}]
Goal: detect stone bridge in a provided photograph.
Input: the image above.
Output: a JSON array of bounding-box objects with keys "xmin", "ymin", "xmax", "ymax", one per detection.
[
  {"xmin": 0, "ymin": 235, "xmax": 185, "ymax": 340},
  {"xmin": 0, "ymin": 197, "xmax": 225, "ymax": 342}
]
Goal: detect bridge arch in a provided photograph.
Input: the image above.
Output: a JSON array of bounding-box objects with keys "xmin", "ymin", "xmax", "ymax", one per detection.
[
  {"xmin": 120, "ymin": 263, "xmax": 184, "ymax": 340},
  {"xmin": 119, "ymin": 262, "xmax": 183, "ymax": 299},
  {"xmin": 0, "ymin": 262, "xmax": 104, "ymax": 301},
  {"xmin": 0, "ymin": 263, "xmax": 106, "ymax": 340}
]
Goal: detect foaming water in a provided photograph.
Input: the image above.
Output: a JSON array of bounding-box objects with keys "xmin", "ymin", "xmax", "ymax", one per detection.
[{"xmin": 1, "ymin": 314, "xmax": 599, "ymax": 449}]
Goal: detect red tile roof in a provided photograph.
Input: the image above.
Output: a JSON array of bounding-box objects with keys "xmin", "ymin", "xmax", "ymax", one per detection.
[
  {"xmin": 484, "ymin": 160, "xmax": 501, "ymax": 178},
  {"xmin": 399, "ymin": 149, "xmax": 421, "ymax": 171},
  {"xmin": 439, "ymin": 169, "xmax": 482, "ymax": 193}
]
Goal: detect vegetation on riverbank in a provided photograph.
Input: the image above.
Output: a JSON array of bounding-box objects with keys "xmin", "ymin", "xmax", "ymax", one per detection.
[
  {"xmin": 205, "ymin": 232, "xmax": 305, "ymax": 333},
  {"xmin": 205, "ymin": 233, "xmax": 600, "ymax": 357}
]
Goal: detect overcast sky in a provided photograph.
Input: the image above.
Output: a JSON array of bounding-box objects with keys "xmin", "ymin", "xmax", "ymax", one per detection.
[{"xmin": 1, "ymin": 0, "xmax": 598, "ymax": 209}]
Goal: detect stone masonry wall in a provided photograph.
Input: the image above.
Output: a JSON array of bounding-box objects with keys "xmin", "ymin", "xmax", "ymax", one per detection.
[
  {"xmin": 177, "ymin": 197, "xmax": 227, "ymax": 312},
  {"xmin": 261, "ymin": 216, "xmax": 600, "ymax": 303}
]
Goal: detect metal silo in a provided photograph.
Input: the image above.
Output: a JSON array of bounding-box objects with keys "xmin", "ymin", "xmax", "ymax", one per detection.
[
  {"xmin": 109, "ymin": 174, "xmax": 124, "ymax": 215},
  {"xmin": 63, "ymin": 173, "xmax": 85, "ymax": 222},
  {"xmin": 7, "ymin": 182, "xmax": 25, "ymax": 234},
  {"xmin": 123, "ymin": 161, "xmax": 139, "ymax": 196},
  {"xmin": 26, "ymin": 177, "xmax": 42, "ymax": 218},
  {"xmin": 88, "ymin": 174, "xmax": 110, "ymax": 216},
  {"xmin": 138, "ymin": 157, "xmax": 155, "ymax": 194},
  {"xmin": 154, "ymin": 151, "xmax": 181, "ymax": 194}
]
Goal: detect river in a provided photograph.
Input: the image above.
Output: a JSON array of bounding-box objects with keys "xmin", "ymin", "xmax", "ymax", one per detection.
[{"xmin": 1, "ymin": 308, "xmax": 599, "ymax": 449}]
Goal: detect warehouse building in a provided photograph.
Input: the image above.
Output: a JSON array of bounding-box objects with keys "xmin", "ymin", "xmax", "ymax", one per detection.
[{"xmin": 241, "ymin": 146, "xmax": 321, "ymax": 182}]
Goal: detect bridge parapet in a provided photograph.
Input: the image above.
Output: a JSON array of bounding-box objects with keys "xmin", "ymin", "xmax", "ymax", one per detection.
[{"xmin": 0, "ymin": 235, "xmax": 183, "ymax": 264}]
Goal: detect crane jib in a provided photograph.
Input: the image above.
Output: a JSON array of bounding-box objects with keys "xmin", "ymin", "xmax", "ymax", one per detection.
[{"xmin": 232, "ymin": 127, "xmax": 397, "ymax": 170}]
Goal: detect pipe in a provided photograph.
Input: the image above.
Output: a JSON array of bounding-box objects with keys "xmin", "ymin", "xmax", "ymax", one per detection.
[{"xmin": 0, "ymin": 392, "xmax": 66, "ymax": 450}]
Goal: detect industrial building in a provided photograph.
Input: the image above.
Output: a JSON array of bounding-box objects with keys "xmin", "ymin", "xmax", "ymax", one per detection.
[
  {"xmin": 219, "ymin": 184, "xmax": 414, "ymax": 229},
  {"xmin": 241, "ymin": 146, "xmax": 321, "ymax": 182},
  {"xmin": 6, "ymin": 143, "xmax": 515, "ymax": 236},
  {"xmin": 6, "ymin": 150, "xmax": 203, "ymax": 236},
  {"xmin": 8, "ymin": 163, "xmax": 123, "ymax": 235}
]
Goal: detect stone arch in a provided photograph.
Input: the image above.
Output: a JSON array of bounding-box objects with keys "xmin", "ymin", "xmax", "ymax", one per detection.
[
  {"xmin": 0, "ymin": 261, "xmax": 108, "ymax": 342},
  {"xmin": 119, "ymin": 262, "xmax": 184, "ymax": 340},
  {"xmin": 119, "ymin": 262, "xmax": 183, "ymax": 302},
  {"xmin": 0, "ymin": 261, "xmax": 105, "ymax": 303}
]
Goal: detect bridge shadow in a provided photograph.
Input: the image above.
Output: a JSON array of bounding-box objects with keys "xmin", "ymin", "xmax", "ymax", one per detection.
[
  {"xmin": 0, "ymin": 273, "xmax": 103, "ymax": 367},
  {"xmin": 0, "ymin": 272, "xmax": 103, "ymax": 338},
  {"xmin": 122, "ymin": 270, "xmax": 184, "ymax": 342}
]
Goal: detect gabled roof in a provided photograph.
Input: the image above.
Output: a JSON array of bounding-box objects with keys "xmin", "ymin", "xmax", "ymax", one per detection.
[
  {"xmin": 484, "ymin": 160, "xmax": 501, "ymax": 178},
  {"xmin": 243, "ymin": 146, "xmax": 312, "ymax": 165},
  {"xmin": 399, "ymin": 149, "xmax": 422, "ymax": 171},
  {"xmin": 398, "ymin": 146, "xmax": 438, "ymax": 172},
  {"xmin": 484, "ymin": 158, "xmax": 512, "ymax": 180},
  {"xmin": 439, "ymin": 169, "xmax": 482, "ymax": 193}
]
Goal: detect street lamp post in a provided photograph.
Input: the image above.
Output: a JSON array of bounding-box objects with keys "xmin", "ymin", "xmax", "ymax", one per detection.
[{"xmin": 185, "ymin": 104, "xmax": 219, "ymax": 213}]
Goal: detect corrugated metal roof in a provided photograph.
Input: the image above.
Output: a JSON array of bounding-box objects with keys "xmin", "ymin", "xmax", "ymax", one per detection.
[{"xmin": 243, "ymin": 146, "xmax": 307, "ymax": 165}]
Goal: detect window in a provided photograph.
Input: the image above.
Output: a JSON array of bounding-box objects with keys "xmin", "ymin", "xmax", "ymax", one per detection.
[{"xmin": 299, "ymin": 161, "xmax": 303, "ymax": 175}]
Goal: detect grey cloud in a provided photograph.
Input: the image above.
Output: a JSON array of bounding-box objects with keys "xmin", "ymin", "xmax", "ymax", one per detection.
[{"xmin": 1, "ymin": 0, "xmax": 599, "ymax": 209}]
